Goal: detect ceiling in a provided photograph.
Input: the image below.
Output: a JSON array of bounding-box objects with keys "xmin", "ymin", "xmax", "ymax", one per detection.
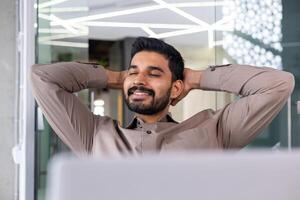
[{"xmin": 37, "ymin": 0, "xmax": 234, "ymax": 47}]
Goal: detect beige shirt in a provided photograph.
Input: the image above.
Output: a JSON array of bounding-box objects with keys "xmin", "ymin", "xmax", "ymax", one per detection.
[{"xmin": 29, "ymin": 62, "xmax": 294, "ymax": 156}]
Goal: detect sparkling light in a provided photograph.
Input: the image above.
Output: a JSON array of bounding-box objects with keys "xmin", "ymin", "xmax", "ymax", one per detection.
[
  {"xmin": 223, "ymin": 33, "xmax": 282, "ymax": 69},
  {"xmin": 222, "ymin": 0, "xmax": 283, "ymax": 69}
]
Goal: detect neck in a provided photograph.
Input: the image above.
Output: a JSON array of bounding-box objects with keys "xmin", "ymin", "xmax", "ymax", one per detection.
[{"xmin": 136, "ymin": 106, "xmax": 169, "ymax": 123}]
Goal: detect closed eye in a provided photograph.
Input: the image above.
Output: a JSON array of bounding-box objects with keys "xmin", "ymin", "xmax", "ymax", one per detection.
[
  {"xmin": 149, "ymin": 74, "xmax": 161, "ymax": 77},
  {"xmin": 128, "ymin": 72, "xmax": 138, "ymax": 75}
]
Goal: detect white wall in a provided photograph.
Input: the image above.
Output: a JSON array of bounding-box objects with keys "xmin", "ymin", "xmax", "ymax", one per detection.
[
  {"xmin": 0, "ymin": 0, "xmax": 16, "ymax": 199},
  {"xmin": 170, "ymin": 45, "xmax": 235, "ymax": 122}
]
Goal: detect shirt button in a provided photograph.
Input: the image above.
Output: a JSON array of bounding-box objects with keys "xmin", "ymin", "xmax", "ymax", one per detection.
[{"xmin": 146, "ymin": 130, "xmax": 152, "ymax": 134}]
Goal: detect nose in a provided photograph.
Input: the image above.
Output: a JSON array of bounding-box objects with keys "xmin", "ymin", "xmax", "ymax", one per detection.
[{"xmin": 133, "ymin": 73, "xmax": 147, "ymax": 86}]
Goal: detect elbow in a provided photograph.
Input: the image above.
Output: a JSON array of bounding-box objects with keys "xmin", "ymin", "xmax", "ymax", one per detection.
[
  {"xmin": 28, "ymin": 64, "xmax": 45, "ymax": 90},
  {"xmin": 263, "ymin": 70, "xmax": 295, "ymax": 104},
  {"xmin": 29, "ymin": 64, "xmax": 39, "ymax": 83},
  {"xmin": 29, "ymin": 63, "xmax": 41, "ymax": 76},
  {"xmin": 280, "ymin": 71, "xmax": 295, "ymax": 97}
]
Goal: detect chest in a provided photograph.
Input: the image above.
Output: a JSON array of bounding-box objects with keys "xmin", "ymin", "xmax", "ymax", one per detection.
[{"xmin": 92, "ymin": 121, "xmax": 220, "ymax": 156}]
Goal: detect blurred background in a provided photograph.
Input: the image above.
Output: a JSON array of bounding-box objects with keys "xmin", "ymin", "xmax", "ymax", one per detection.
[{"xmin": 0, "ymin": 0, "xmax": 299, "ymax": 200}]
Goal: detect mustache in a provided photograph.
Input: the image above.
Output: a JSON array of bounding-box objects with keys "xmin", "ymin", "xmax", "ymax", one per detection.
[{"xmin": 128, "ymin": 86, "xmax": 155, "ymax": 96}]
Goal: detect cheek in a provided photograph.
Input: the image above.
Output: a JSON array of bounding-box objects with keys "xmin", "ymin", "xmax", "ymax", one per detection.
[
  {"xmin": 152, "ymin": 82, "xmax": 170, "ymax": 96},
  {"xmin": 123, "ymin": 79, "xmax": 130, "ymax": 96}
]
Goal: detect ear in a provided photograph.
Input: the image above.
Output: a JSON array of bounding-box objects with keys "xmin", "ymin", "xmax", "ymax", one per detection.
[{"xmin": 170, "ymin": 80, "xmax": 184, "ymax": 99}]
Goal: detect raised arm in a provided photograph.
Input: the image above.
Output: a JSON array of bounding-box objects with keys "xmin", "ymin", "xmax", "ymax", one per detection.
[
  {"xmin": 203, "ymin": 64, "xmax": 294, "ymax": 148},
  {"xmin": 174, "ymin": 64, "xmax": 294, "ymax": 148},
  {"xmin": 29, "ymin": 61, "xmax": 126, "ymax": 154}
]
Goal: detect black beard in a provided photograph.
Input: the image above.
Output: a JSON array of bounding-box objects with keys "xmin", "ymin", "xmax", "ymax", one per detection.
[{"xmin": 124, "ymin": 85, "xmax": 171, "ymax": 115}]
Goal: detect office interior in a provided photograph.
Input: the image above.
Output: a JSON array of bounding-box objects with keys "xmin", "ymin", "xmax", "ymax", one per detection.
[{"xmin": 0, "ymin": 0, "xmax": 299, "ymax": 200}]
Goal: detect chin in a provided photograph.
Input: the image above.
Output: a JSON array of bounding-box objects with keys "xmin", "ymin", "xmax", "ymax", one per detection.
[{"xmin": 130, "ymin": 100, "xmax": 151, "ymax": 107}]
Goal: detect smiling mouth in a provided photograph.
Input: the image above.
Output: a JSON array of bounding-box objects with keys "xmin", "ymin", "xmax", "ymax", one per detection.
[
  {"xmin": 128, "ymin": 86, "xmax": 154, "ymax": 96},
  {"xmin": 133, "ymin": 90, "xmax": 150, "ymax": 95},
  {"xmin": 130, "ymin": 90, "xmax": 152, "ymax": 100}
]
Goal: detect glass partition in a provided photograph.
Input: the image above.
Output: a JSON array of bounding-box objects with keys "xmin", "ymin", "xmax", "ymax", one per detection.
[{"xmin": 217, "ymin": 0, "xmax": 296, "ymax": 149}]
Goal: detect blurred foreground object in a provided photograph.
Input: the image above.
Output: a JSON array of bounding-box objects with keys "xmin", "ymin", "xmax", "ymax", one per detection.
[{"xmin": 46, "ymin": 151, "xmax": 300, "ymax": 200}]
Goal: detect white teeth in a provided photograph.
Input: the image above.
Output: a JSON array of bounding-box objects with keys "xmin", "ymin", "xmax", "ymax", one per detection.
[{"xmin": 134, "ymin": 91, "xmax": 148, "ymax": 95}]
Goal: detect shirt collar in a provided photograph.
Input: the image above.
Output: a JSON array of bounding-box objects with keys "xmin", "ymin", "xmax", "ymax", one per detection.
[{"xmin": 125, "ymin": 112, "xmax": 178, "ymax": 129}]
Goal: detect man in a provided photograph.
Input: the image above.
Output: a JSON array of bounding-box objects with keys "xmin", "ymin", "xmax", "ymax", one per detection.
[{"xmin": 30, "ymin": 37, "xmax": 294, "ymax": 156}]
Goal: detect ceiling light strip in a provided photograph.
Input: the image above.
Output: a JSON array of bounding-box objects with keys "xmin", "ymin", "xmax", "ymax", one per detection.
[
  {"xmin": 80, "ymin": 21, "xmax": 199, "ymax": 29},
  {"xmin": 141, "ymin": 26, "xmax": 157, "ymax": 37},
  {"xmin": 38, "ymin": 13, "xmax": 52, "ymax": 21},
  {"xmin": 211, "ymin": 15, "xmax": 234, "ymax": 27},
  {"xmin": 173, "ymin": 1, "xmax": 232, "ymax": 8},
  {"xmin": 52, "ymin": 14, "xmax": 89, "ymax": 34},
  {"xmin": 52, "ymin": 5, "xmax": 164, "ymax": 25},
  {"xmin": 39, "ymin": 13, "xmax": 79, "ymax": 34},
  {"xmin": 154, "ymin": 27, "xmax": 206, "ymax": 39},
  {"xmin": 50, "ymin": 14, "xmax": 79, "ymax": 34},
  {"xmin": 39, "ymin": 7, "xmax": 89, "ymax": 13},
  {"xmin": 214, "ymin": 26, "xmax": 234, "ymax": 31},
  {"xmin": 80, "ymin": 20, "xmax": 233, "ymax": 34},
  {"xmin": 38, "ymin": 28, "xmax": 71, "ymax": 34},
  {"xmin": 50, "ymin": 1, "xmax": 225, "ymax": 26},
  {"xmin": 38, "ymin": 0, "xmax": 70, "ymax": 9},
  {"xmin": 152, "ymin": 0, "xmax": 209, "ymax": 27}
]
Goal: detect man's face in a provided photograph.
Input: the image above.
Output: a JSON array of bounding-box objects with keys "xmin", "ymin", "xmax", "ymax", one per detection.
[{"xmin": 123, "ymin": 51, "xmax": 174, "ymax": 115}]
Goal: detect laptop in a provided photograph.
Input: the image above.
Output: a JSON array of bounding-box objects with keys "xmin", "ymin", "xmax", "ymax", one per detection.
[{"xmin": 46, "ymin": 151, "xmax": 300, "ymax": 200}]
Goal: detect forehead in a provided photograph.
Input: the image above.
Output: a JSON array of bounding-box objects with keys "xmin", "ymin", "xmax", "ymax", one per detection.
[{"xmin": 130, "ymin": 51, "xmax": 169, "ymax": 70}]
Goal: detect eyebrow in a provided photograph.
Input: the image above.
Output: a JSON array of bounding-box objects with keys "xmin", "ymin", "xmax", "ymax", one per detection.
[{"xmin": 128, "ymin": 65, "xmax": 165, "ymax": 73}]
